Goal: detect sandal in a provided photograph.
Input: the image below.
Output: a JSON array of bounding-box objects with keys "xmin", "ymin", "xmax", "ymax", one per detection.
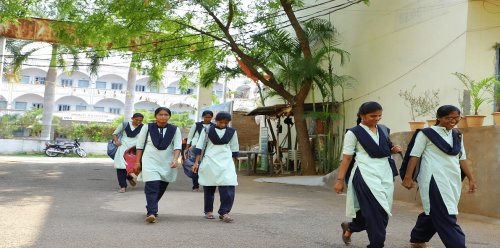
[
  {"xmin": 219, "ymin": 214, "xmax": 234, "ymax": 223},
  {"xmin": 204, "ymin": 212, "xmax": 215, "ymax": 219},
  {"xmin": 118, "ymin": 188, "xmax": 126, "ymax": 193},
  {"xmin": 341, "ymin": 222, "xmax": 352, "ymax": 245}
]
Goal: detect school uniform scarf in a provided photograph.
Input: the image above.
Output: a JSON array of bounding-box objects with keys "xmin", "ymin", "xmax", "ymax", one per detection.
[
  {"xmin": 148, "ymin": 123, "xmax": 177, "ymax": 150},
  {"xmin": 207, "ymin": 126, "xmax": 236, "ymax": 145},
  {"xmin": 124, "ymin": 123, "xmax": 143, "ymax": 138}
]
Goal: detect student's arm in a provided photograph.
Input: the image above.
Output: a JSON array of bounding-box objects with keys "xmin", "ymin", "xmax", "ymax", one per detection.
[
  {"xmin": 402, "ymin": 132, "xmax": 426, "ymax": 190},
  {"xmin": 192, "ymin": 129, "xmax": 207, "ymax": 173},
  {"xmin": 112, "ymin": 123, "xmax": 124, "ymax": 146},
  {"xmin": 229, "ymin": 131, "xmax": 239, "ymax": 158},
  {"xmin": 134, "ymin": 124, "xmax": 148, "ymax": 172},
  {"xmin": 334, "ymin": 131, "xmax": 356, "ymax": 194},
  {"xmin": 170, "ymin": 128, "xmax": 182, "ymax": 168},
  {"xmin": 186, "ymin": 123, "xmax": 196, "ymax": 148},
  {"xmin": 458, "ymin": 136, "xmax": 476, "ymax": 192}
]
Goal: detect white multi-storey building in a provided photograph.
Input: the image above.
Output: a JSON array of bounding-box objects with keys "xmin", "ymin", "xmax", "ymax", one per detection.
[{"xmin": 0, "ymin": 61, "xmax": 258, "ymax": 122}]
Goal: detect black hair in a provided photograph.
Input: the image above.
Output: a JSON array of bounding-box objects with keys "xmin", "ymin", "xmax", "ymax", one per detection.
[
  {"xmin": 132, "ymin": 113, "xmax": 144, "ymax": 118},
  {"xmin": 202, "ymin": 110, "xmax": 214, "ymax": 117},
  {"xmin": 435, "ymin": 105, "xmax": 461, "ymax": 126},
  {"xmin": 154, "ymin": 107, "xmax": 172, "ymax": 117},
  {"xmin": 215, "ymin": 111, "xmax": 232, "ymax": 121},
  {"xmin": 356, "ymin": 101, "xmax": 383, "ymax": 125}
]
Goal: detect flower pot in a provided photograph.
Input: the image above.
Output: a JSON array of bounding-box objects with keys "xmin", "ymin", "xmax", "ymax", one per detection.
[
  {"xmin": 456, "ymin": 116, "xmax": 468, "ymax": 129},
  {"xmin": 426, "ymin": 119, "xmax": 437, "ymax": 127},
  {"xmin": 409, "ymin": 121, "xmax": 425, "ymax": 131},
  {"xmin": 492, "ymin": 112, "xmax": 500, "ymax": 126},
  {"xmin": 464, "ymin": 115, "xmax": 486, "ymax": 127}
]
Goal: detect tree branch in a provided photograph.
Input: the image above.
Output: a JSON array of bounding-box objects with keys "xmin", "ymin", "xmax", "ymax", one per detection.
[
  {"xmin": 226, "ymin": 0, "xmax": 234, "ymax": 29},
  {"xmin": 199, "ymin": 3, "xmax": 295, "ymax": 102}
]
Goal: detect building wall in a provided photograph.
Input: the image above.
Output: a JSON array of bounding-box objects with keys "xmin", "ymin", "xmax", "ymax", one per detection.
[
  {"xmin": 231, "ymin": 111, "xmax": 260, "ymax": 150},
  {"xmin": 464, "ymin": 2, "xmax": 500, "ymax": 115},
  {"xmin": 301, "ymin": 0, "xmax": 473, "ymax": 132}
]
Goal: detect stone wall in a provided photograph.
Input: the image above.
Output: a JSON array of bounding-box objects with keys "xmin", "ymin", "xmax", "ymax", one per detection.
[
  {"xmin": 0, "ymin": 139, "xmax": 108, "ymax": 155},
  {"xmin": 231, "ymin": 111, "xmax": 260, "ymax": 150}
]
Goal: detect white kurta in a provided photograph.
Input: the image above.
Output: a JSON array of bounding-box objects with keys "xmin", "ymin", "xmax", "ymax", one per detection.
[
  {"xmin": 187, "ymin": 123, "xmax": 212, "ymax": 148},
  {"xmin": 410, "ymin": 126, "xmax": 466, "ymax": 215},
  {"xmin": 196, "ymin": 128, "xmax": 239, "ymax": 186},
  {"xmin": 136, "ymin": 124, "xmax": 182, "ymax": 183},
  {"xmin": 343, "ymin": 124, "xmax": 394, "ymax": 218},
  {"xmin": 112, "ymin": 122, "xmax": 140, "ymax": 169}
]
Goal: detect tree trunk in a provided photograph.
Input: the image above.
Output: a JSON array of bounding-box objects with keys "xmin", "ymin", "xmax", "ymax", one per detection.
[
  {"xmin": 40, "ymin": 44, "xmax": 58, "ymax": 141},
  {"xmin": 124, "ymin": 65, "xmax": 137, "ymax": 119},
  {"xmin": 293, "ymin": 103, "xmax": 316, "ymax": 175}
]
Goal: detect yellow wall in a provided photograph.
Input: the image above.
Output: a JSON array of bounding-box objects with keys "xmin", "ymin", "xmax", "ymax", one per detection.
[
  {"xmin": 305, "ymin": 0, "xmax": 478, "ymax": 131},
  {"xmin": 464, "ymin": 1, "xmax": 500, "ymax": 117}
]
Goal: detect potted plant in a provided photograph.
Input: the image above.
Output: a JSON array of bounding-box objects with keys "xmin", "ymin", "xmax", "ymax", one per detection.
[
  {"xmin": 493, "ymin": 81, "xmax": 500, "ymax": 126},
  {"xmin": 453, "ymin": 72, "xmax": 500, "ymax": 127},
  {"xmin": 456, "ymin": 90, "xmax": 469, "ymax": 129},
  {"xmin": 399, "ymin": 85, "xmax": 440, "ymax": 131}
]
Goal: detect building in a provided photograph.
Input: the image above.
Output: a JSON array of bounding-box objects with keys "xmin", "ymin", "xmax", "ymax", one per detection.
[
  {"xmin": 0, "ymin": 56, "xmax": 258, "ymax": 123},
  {"xmin": 300, "ymin": 0, "xmax": 500, "ymax": 132}
]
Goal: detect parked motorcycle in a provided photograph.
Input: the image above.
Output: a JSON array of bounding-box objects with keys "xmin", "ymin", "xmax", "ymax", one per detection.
[{"xmin": 44, "ymin": 138, "xmax": 87, "ymax": 157}]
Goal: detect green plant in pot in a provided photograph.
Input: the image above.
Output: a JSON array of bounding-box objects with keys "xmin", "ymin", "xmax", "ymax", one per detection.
[
  {"xmin": 399, "ymin": 85, "xmax": 440, "ymax": 131},
  {"xmin": 453, "ymin": 72, "xmax": 500, "ymax": 127}
]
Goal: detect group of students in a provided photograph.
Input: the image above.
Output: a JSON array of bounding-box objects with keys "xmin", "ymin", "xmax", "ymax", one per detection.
[
  {"xmin": 110, "ymin": 101, "xmax": 477, "ymax": 247},
  {"xmin": 335, "ymin": 101, "xmax": 477, "ymax": 248},
  {"xmin": 112, "ymin": 108, "xmax": 239, "ymax": 224}
]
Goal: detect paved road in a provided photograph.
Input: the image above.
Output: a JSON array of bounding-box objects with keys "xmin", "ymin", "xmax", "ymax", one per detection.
[{"xmin": 0, "ymin": 156, "xmax": 499, "ymax": 248}]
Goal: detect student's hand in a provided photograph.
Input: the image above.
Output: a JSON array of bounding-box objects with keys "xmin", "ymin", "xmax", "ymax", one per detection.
[
  {"xmin": 401, "ymin": 177, "xmax": 415, "ymax": 190},
  {"xmin": 115, "ymin": 140, "xmax": 122, "ymax": 147},
  {"xmin": 133, "ymin": 162, "xmax": 141, "ymax": 174},
  {"xmin": 334, "ymin": 179, "xmax": 345, "ymax": 194},
  {"xmin": 170, "ymin": 160, "xmax": 178, "ymax": 168},
  {"xmin": 468, "ymin": 178, "xmax": 477, "ymax": 193},
  {"xmin": 192, "ymin": 163, "xmax": 199, "ymax": 173},
  {"xmin": 391, "ymin": 145, "xmax": 402, "ymax": 154}
]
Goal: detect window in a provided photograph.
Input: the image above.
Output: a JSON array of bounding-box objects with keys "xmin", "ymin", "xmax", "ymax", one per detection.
[
  {"xmin": 186, "ymin": 88, "xmax": 194, "ymax": 94},
  {"xmin": 167, "ymin": 87, "xmax": 177, "ymax": 94},
  {"xmin": 32, "ymin": 103, "xmax": 43, "ymax": 109},
  {"xmin": 96, "ymin": 81, "xmax": 107, "ymax": 89},
  {"xmin": 109, "ymin": 108, "xmax": 120, "ymax": 114},
  {"xmin": 78, "ymin": 80, "xmax": 89, "ymax": 88},
  {"xmin": 14, "ymin": 102, "xmax": 28, "ymax": 110},
  {"xmin": 34, "ymin": 76, "xmax": 46, "ymax": 84},
  {"xmin": 94, "ymin": 106, "xmax": 104, "ymax": 112},
  {"xmin": 58, "ymin": 105, "xmax": 71, "ymax": 111},
  {"xmin": 135, "ymin": 85, "xmax": 146, "ymax": 92},
  {"xmin": 75, "ymin": 105, "xmax": 87, "ymax": 111},
  {"xmin": 0, "ymin": 101, "xmax": 7, "ymax": 109},
  {"xmin": 215, "ymin": 90, "xmax": 223, "ymax": 98},
  {"xmin": 111, "ymin": 82, "xmax": 123, "ymax": 90},
  {"xmin": 61, "ymin": 79, "xmax": 73, "ymax": 87},
  {"xmin": 21, "ymin": 75, "xmax": 30, "ymax": 84}
]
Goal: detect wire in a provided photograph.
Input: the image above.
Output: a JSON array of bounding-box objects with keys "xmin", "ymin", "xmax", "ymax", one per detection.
[{"xmin": 351, "ymin": 31, "xmax": 466, "ymax": 101}]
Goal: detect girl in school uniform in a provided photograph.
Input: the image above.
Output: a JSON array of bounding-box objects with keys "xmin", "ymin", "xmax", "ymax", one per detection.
[
  {"xmin": 134, "ymin": 107, "xmax": 182, "ymax": 223},
  {"xmin": 192, "ymin": 111, "xmax": 239, "ymax": 223},
  {"xmin": 334, "ymin": 101, "xmax": 402, "ymax": 248},
  {"xmin": 185, "ymin": 110, "xmax": 214, "ymax": 191},
  {"xmin": 402, "ymin": 105, "xmax": 476, "ymax": 248},
  {"xmin": 112, "ymin": 113, "xmax": 144, "ymax": 193}
]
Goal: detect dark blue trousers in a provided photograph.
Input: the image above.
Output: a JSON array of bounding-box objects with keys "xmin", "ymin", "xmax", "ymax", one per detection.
[
  {"xmin": 116, "ymin": 169, "xmax": 127, "ymax": 188},
  {"xmin": 410, "ymin": 177, "xmax": 466, "ymax": 248},
  {"xmin": 348, "ymin": 168, "xmax": 389, "ymax": 248},
  {"xmin": 144, "ymin": 180, "xmax": 169, "ymax": 216},
  {"xmin": 203, "ymin": 186, "xmax": 235, "ymax": 215}
]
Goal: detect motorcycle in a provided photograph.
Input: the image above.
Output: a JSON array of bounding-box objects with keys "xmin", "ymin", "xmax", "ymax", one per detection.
[{"xmin": 44, "ymin": 138, "xmax": 87, "ymax": 157}]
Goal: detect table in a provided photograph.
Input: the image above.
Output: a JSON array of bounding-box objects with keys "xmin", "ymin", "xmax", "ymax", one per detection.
[{"xmin": 238, "ymin": 151, "xmax": 261, "ymax": 175}]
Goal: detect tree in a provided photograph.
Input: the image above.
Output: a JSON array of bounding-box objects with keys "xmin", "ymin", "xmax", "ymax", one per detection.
[{"xmin": 163, "ymin": 0, "xmax": 367, "ymax": 174}]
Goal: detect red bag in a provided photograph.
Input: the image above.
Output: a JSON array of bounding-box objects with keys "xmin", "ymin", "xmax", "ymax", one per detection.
[{"xmin": 123, "ymin": 146, "xmax": 140, "ymax": 175}]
